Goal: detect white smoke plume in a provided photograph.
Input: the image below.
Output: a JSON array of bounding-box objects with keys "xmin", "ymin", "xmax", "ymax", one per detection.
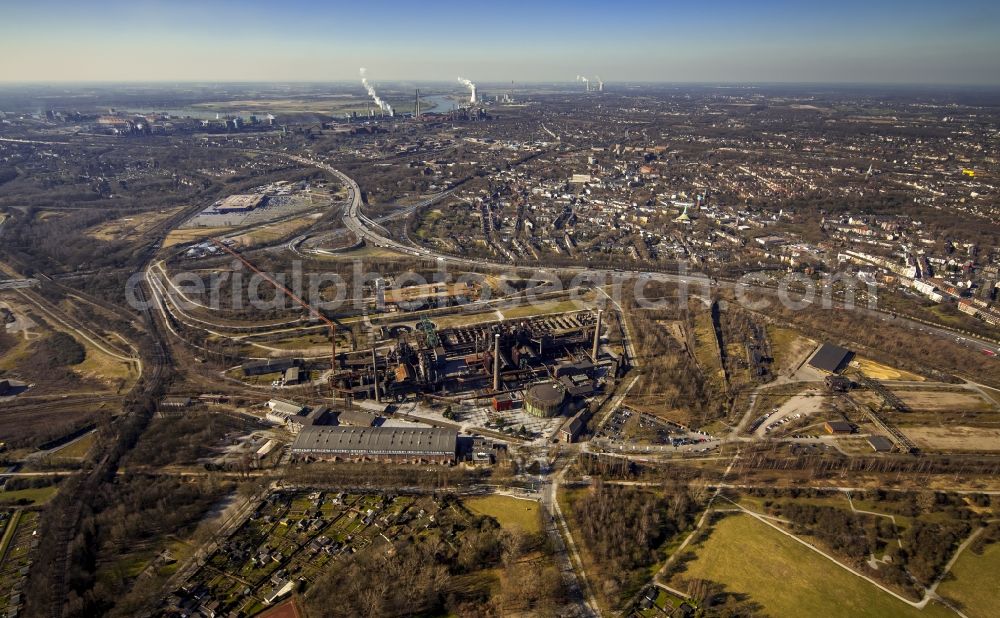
[
  {"xmin": 457, "ymin": 77, "xmax": 477, "ymax": 104},
  {"xmin": 576, "ymin": 75, "xmax": 590, "ymax": 91},
  {"xmin": 359, "ymin": 67, "xmax": 393, "ymax": 116},
  {"xmin": 594, "ymin": 75, "xmax": 604, "ymax": 90}
]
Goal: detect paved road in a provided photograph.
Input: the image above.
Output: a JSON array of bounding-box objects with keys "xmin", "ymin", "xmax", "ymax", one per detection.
[{"xmin": 538, "ymin": 450, "xmax": 600, "ymax": 617}]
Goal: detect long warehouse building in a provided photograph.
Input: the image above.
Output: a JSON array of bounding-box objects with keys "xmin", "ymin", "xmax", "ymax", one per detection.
[{"xmin": 291, "ymin": 426, "xmax": 458, "ymax": 464}]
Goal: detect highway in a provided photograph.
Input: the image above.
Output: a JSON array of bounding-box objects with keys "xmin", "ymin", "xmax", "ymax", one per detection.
[{"xmin": 286, "ymin": 154, "xmax": 449, "ymax": 260}]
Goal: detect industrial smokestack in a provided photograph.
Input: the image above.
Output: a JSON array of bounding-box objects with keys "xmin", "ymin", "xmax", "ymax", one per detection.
[
  {"xmin": 360, "ymin": 68, "xmax": 394, "ymax": 116},
  {"xmin": 576, "ymin": 75, "xmax": 590, "ymax": 91},
  {"xmin": 371, "ymin": 346, "xmax": 380, "ymax": 403},
  {"xmin": 493, "ymin": 334, "xmax": 501, "ymax": 391},
  {"xmin": 595, "ymin": 76, "xmax": 604, "ymax": 92},
  {"xmin": 457, "ymin": 77, "xmax": 477, "ymax": 105},
  {"xmin": 592, "ymin": 310, "xmax": 603, "ymax": 361}
]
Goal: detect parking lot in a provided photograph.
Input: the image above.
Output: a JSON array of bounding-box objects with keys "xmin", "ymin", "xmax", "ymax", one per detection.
[
  {"xmin": 595, "ymin": 407, "xmax": 717, "ymax": 451},
  {"xmin": 181, "ymin": 192, "xmax": 330, "ymax": 230},
  {"xmin": 754, "ymin": 391, "xmax": 827, "ymax": 438}
]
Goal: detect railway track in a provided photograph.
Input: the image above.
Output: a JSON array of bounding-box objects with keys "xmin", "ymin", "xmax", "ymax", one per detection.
[
  {"xmin": 0, "ymin": 394, "xmax": 120, "ymax": 412},
  {"xmin": 29, "ymin": 277, "xmax": 170, "ymax": 618}
]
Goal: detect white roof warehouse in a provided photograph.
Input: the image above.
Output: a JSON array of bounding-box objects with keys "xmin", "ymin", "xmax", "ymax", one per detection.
[{"xmin": 291, "ymin": 426, "xmax": 458, "ymax": 464}]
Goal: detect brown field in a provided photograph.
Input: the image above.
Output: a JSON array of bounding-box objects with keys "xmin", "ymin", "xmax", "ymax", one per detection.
[
  {"xmin": 894, "ymin": 390, "xmax": 992, "ymax": 411},
  {"xmin": 421, "ymin": 310, "xmax": 500, "ymax": 330},
  {"xmin": 385, "ymin": 281, "xmax": 475, "ymax": 304},
  {"xmin": 0, "ymin": 295, "xmax": 137, "ymax": 393},
  {"xmin": 692, "ymin": 312, "xmax": 725, "ymax": 387},
  {"xmin": 73, "ymin": 343, "xmax": 138, "ymax": 387},
  {"xmin": 229, "ymin": 213, "xmax": 322, "ymax": 247},
  {"xmin": 905, "ymin": 426, "xmax": 1000, "ymax": 452},
  {"xmin": 0, "ymin": 399, "xmax": 113, "ymax": 446},
  {"xmin": 256, "ymin": 598, "xmax": 303, "ymax": 618},
  {"xmin": 852, "ymin": 357, "xmax": 925, "ymax": 381},
  {"xmin": 977, "ymin": 385, "xmax": 1000, "ymax": 407},
  {"xmin": 163, "ymin": 227, "xmax": 228, "ymax": 247},
  {"xmin": 86, "ymin": 207, "xmax": 184, "ymax": 241},
  {"xmin": 767, "ymin": 325, "xmax": 816, "ymax": 375},
  {"xmin": 656, "ymin": 320, "xmax": 686, "ymax": 347}
]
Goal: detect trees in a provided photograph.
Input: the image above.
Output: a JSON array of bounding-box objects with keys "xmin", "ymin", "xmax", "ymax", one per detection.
[
  {"xmin": 623, "ymin": 295, "xmax": 729, "ymax": 426},
  {"xmin": 573, "ymin": 482, "xmax": 702, "ymax": 606},
  {"xmin": 902, "ymin": 520, "xmax": 971, "ymax": 589},
  {"xmin": 37, "ymin": 331, "xmax": 86, "ymax": 367},
  {"xmin": 774, "ymin": 502, "xmax": 885, "ymax": 563}
]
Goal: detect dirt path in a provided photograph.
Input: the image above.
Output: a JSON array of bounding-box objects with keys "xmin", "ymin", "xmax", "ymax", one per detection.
[
  {"xmin": 544, "ymin": 458, "xmax": 600, "ymax": 617},
  {"xmin": 0, "ymin": 509, "xmax": 22, "ymax": 564}
]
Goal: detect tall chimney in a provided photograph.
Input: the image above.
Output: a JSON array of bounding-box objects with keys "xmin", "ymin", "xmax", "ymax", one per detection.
[
  {"xmin": 371, "ymin": 345, "xmax": 380, "ymax": 403},
  {"xmin": 592, "ymin": 310, "xmax": 603, "ymax": 361},
  {"xmin": 493, "ymin": 334, "xmax": 501, "ymax": 391}
]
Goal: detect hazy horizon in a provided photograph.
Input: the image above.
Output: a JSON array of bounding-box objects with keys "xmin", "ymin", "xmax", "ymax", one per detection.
[
  {"xmin": 2, "ymin": 0, "xmax": 999, "ymax": 86},
  {"xmin": 2, "ymin": 80, "xmax": 1000, "ymax": 90}
]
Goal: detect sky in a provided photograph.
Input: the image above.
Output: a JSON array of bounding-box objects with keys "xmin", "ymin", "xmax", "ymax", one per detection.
[{"xmin": 1, "ymin": 0, "xmax": 998, "ymax": 85}]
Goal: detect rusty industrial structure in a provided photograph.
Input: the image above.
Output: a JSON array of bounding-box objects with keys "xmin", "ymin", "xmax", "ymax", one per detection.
[{"xmin": 326, "ymin": 310, "xmax": 616, "ymax": 405}]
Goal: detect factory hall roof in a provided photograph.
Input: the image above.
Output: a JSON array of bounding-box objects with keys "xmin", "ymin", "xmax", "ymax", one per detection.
[
  {"xmin": 267, "ymin": 399, "xmax": 305, "ymax": 417},
  {"xmin": 291, "ymin": 426, "xmax": 458, "ymax": 455},
  {"xmin": 868, "ymin": 436, "xmax": 894, "ymax": 452},
  {"xmin": 336, "ymin": 408, "xmax": 379, "ymax": 427},
  {"xmin": 808, "ymin": 343, "xmax": 854, "ymax": 374}
]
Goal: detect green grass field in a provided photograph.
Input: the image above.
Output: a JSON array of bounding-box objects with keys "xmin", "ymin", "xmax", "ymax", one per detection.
[
  {"xmin": 0, "ymin": 510, "xmax": 21, "ymax": 560},
  {"xmin": 937, "ymin": 541, "xmax": 1000, "ymax": 618},
  {"xmin": 0, "ymin": 486, "xmax": 59, "ymax": 506},
  {"xmin": 50, "ymin": 431, "xmax": 96, "ymax": 459},
  {"xmin": 464, "ymin": 495, "xmax": 542, "ymax": 535},
  {"xmin": 691, "ymin": 313, "xmax": 725, "ymax": 387},
  {"xmin": 675, "ymin": 514, "xmax": 954, "ymax": 618},
  {"xmin": 500, "ymin": 299, "xmax": 583, "ymax": 320}
]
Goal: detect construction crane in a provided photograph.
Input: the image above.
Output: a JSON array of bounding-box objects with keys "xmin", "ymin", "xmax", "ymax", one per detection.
[{"xmin": 210, "ymin": 238, "xmax": 339, "ymax": 389}]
